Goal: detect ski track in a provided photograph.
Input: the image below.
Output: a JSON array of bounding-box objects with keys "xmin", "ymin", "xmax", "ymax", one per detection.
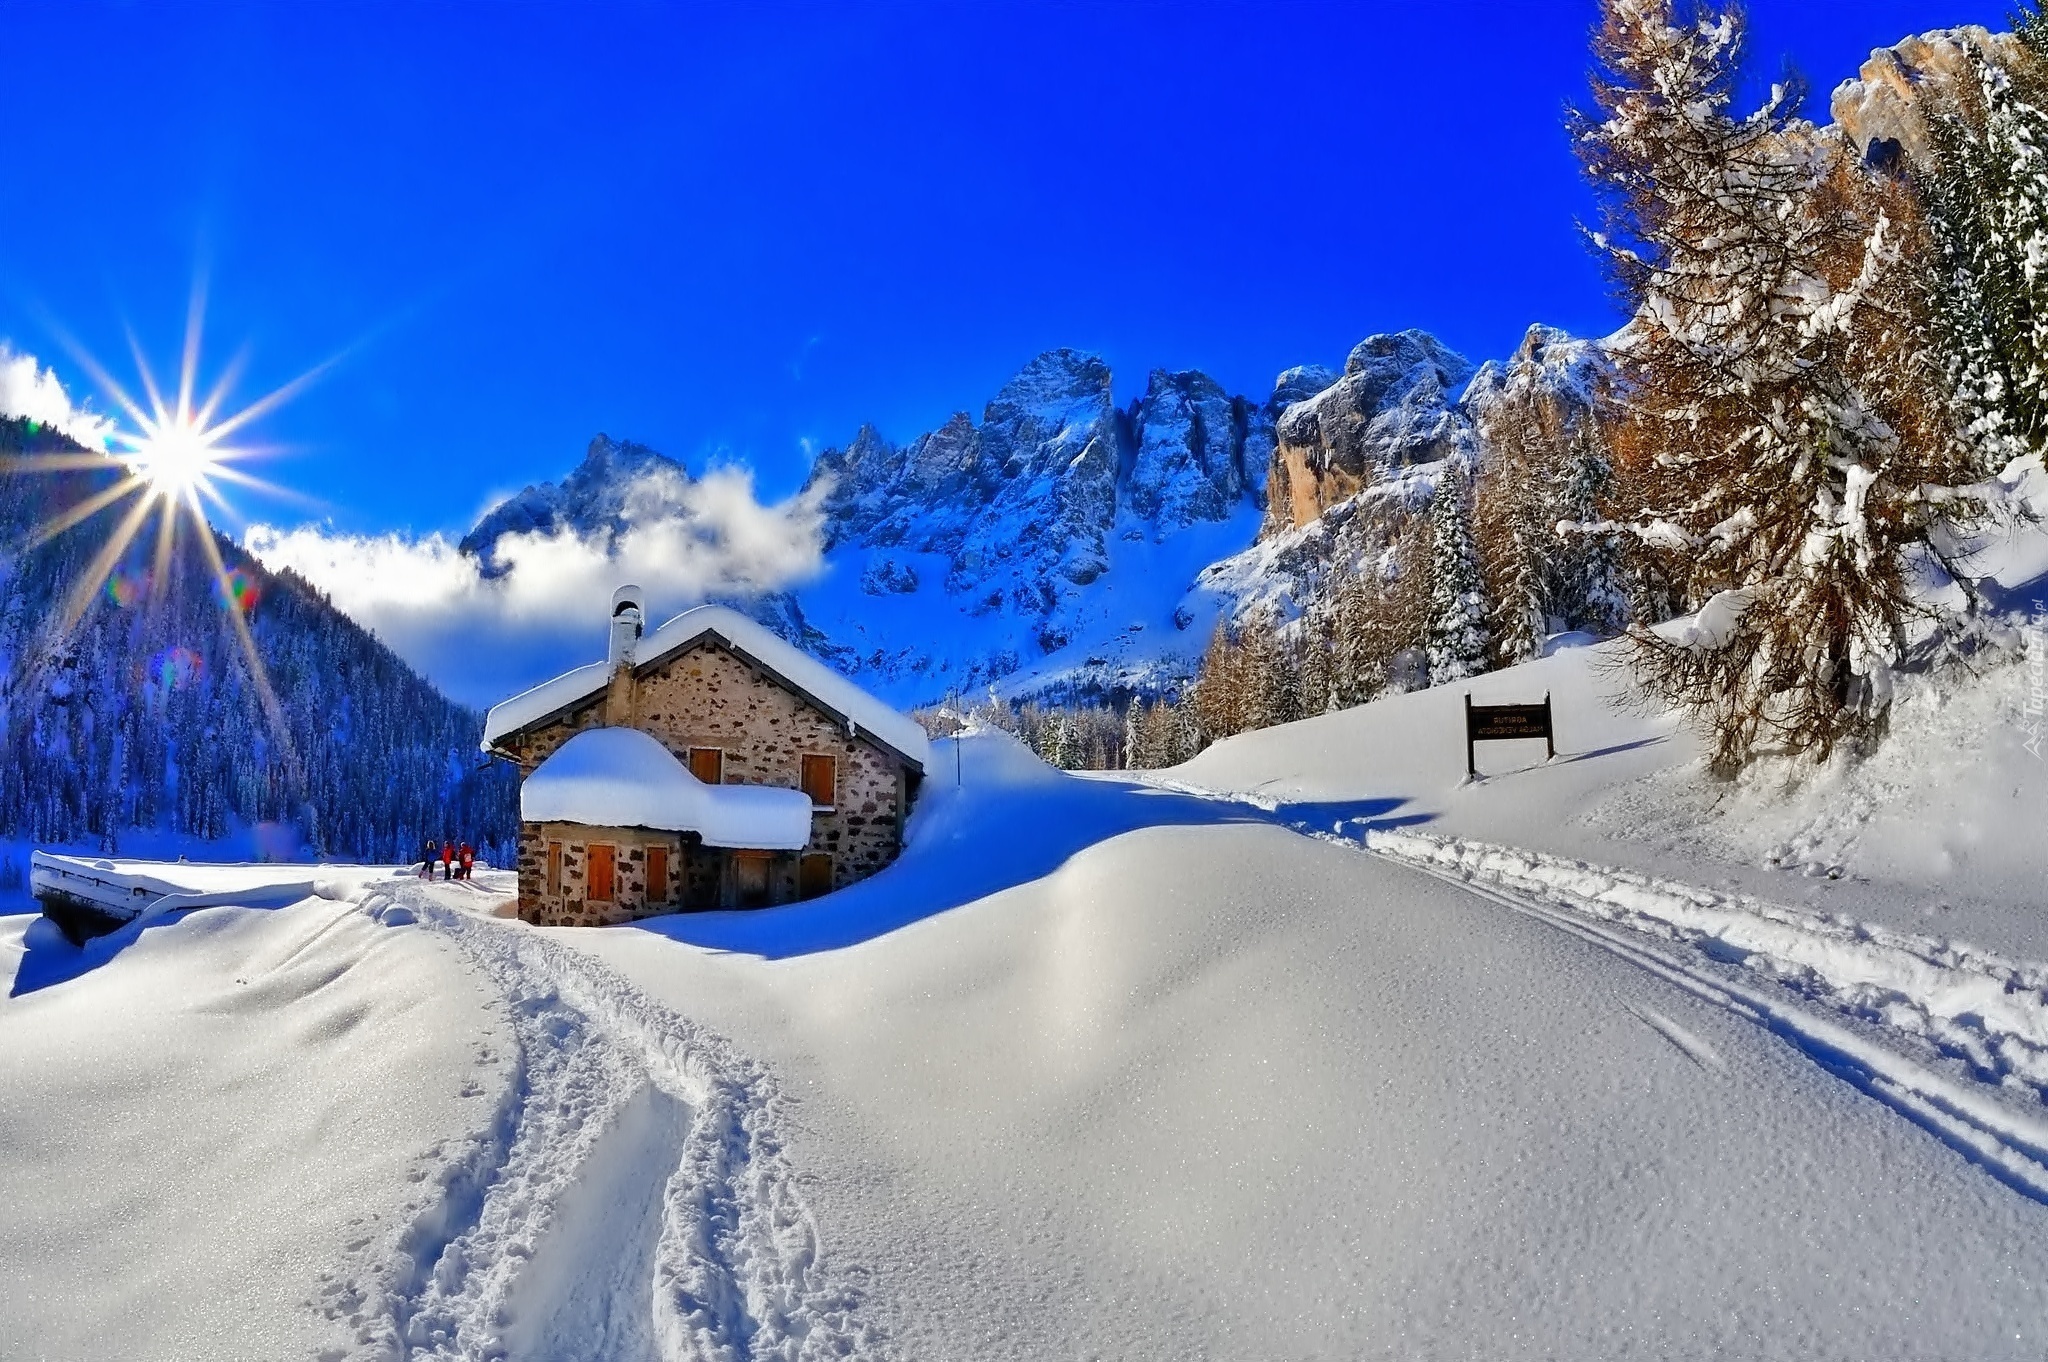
[
  {"xmin": 308, "ymin": 877, "xmax": 886, "ymax": 1362},
  {"xmin": 1358, "ymin": 826, "xmax": 2048, "ymax": 1206},
  {"xmin": 1133, "ymin": 773, "xmax": 2048, "ymax": 1206},
  {"xmin": 1624, "ymin": 1002, "xmax": 1728, "ymax": 1075}
]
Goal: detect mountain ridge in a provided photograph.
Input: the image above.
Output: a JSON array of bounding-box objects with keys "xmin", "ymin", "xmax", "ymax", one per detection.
[{"xmin": 457, "ymin": 327, "xmax": 1609, "ymax": 708}]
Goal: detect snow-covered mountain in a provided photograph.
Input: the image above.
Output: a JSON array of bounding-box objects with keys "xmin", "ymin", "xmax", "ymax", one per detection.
[
  {"xmin": 458, "ymin": 329, "xmax": 1616, "ymax": 708},
  {"xmin": 794, "ymin": 348, "xmax": 1281, "ymax": 699}
]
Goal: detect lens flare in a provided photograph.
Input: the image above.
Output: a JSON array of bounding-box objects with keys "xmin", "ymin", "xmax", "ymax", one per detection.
[
  {"xmin": 105, "ymin": 568, "xmax": 150, "ymax": 609},
  {"xmin": 152, "ymin": 645, "xmax": 204, "ymax": 692},
  {"xmin": 2, "ymin": 279, "xmax": 335, "ymax": 794},
  {"xmin": 218, "ymin": 566, "xmax": 260, "ymax": 616}
]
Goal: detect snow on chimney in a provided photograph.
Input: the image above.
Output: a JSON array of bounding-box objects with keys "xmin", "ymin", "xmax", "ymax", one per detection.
[{"xmin": 608, "ymin": 584, "xmax": 645, "ymax": 675}]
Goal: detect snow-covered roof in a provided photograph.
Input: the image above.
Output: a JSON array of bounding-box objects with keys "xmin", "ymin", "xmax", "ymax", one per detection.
[
  {"xmin": 483, "ymin": 603, "xmax": 931, "ymax": 771},
  {"xmin": 520, "ymin": 727, "xmax": 814, "ymax": 850}
]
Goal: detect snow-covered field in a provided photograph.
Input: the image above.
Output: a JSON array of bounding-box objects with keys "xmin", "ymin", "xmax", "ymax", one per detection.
[{"xmin": 5, "ymin": 547, "xmax": 2048, "ymax": 1357}]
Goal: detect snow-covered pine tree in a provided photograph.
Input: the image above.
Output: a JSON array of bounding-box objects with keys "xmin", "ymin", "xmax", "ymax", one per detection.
[
  {"xmin": 1912, "ymin": 38, "xmax": 2048, "ymax": 471},
  {"xmin": 1425, "ymin": 468, "xmax": 1490, "ymax": 686},
  {"xmin": 1241, "ymin": 612, "xmax": 1300, "ymax": 732},
  {"xmin": 1574, "ymin": 0, "xmax": 1998, "ymax": 773},
  {"xmin": 1920, "ymin": 90, "xmax": 2024, "ymax": 472},
  {"xmin": 1329, "ymin": 574, "xmax": 1382, "ymax": 708},
  {"xmin": 1296, "ymin": 601, "xmax": 1337, "ymax": 716},
  {"xmin": 1553, "ymin": 428, "xmax": 1631, "ymax": 636}
]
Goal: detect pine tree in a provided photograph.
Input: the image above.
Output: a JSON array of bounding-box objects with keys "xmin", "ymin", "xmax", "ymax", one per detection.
[
  {"xmin": 1554, "ymin": 428, "xmax": 1631, "ymax": 636},
  {"xmin": 1425, "ymin": 469, "xmax": 1490, "ymax": 685},
  {"xmin": 1122, "ymin": 699, "xmax": 1147, "ymax": 769},
  {"xmin": 1297, "ymin": 603, "xmax": 1336, "ymax": 716}
]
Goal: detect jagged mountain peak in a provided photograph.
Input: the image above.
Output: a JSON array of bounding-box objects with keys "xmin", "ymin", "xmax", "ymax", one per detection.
[
  {"xmin": 1271, "ymin": 364, "xmax": 1340, "ymax": 411},
  {"xmin": 987, "ymin": 348, "xmax": 1113, "ymax": 410},
  {"xmin": 570, "ymin": 432, "xmax": 681, "ymax": 486},
  {"xmin": 458, "ymin": 432, "xmax": 687, "ymax": 572},
  {"xmin": 1267, "ymin": 330, "xmax": 1478, "ymax": 530}
]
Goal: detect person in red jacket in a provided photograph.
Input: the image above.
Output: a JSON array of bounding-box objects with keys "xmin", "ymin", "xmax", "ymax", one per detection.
[
  {"xmin": 459, "ymin": 843, "xmax": 475, "ymax": 880},
  {"xmin": 441, "ymin": 840, "xmax": 455, "ymax": 881}
]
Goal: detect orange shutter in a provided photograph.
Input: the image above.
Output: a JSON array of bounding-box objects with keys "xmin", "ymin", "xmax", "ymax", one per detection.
[
  {"xmin": 587, "ymin": 844, "xmax": 615, "ymax": 902},
  {"xmin": 689, "ymin": 747, "xmax": 724, "ymax": 784},
  {"xmin": 799, "ymin": 853, "xmax": 833, "ymax": 900},
  {"xmin": 546, "ymin": 841, "xmax": 562, "ymax": 896},
  {"xmin": 645, "ymin": 845, "xmax": 668, "ymax": 905},
  {"xmin": 801, "ymin": 754, "xmax": 836, "ymax": 807}
]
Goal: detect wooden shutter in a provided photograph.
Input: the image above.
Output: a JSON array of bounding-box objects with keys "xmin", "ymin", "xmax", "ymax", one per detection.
[
  {"xmin": 688, "ymin": 747, "xmax": 724, "ymax": 784},
  {"xmin": 799, "ymin": 853, "xmax": 833, "ymax": 900},
  {"xmin": 645, "ymin": 845, "xmax": 668, "ymax": 905},
  {"xmin": 587, "ymin": 843, "xmax": 616, "ymax": 902},
  {"xmin": 546, "ymin": 841, "xmax": 562, "ymax": 896},
  {"xmin": 800, "ymin": 754, "xmax": 836, "ymax": 808}
]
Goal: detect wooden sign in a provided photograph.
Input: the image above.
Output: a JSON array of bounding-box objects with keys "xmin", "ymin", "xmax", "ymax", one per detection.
[{"xmin": 1465, "ymin": 691, "xmax": 1554, "ymax": 777}]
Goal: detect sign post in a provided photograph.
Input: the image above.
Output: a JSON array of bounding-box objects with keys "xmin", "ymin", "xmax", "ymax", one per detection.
[{"xmin": 1464, "ymin": 691, "xmax": 1554, "ymax": 778}]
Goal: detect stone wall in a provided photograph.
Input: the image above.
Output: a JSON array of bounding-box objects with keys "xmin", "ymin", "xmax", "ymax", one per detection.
[{"xmin": 504, "ymin": 636, "xmax": 917, "ymax": 922}]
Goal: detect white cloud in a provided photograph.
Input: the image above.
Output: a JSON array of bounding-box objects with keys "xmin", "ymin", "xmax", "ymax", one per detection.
[
  {"xmin": 0, "ymin": 343, "xmax": 115, "ymax": 448},
  {"xmin": 245, "ymin": 465, "xmax": 831, "ymax": 709}
]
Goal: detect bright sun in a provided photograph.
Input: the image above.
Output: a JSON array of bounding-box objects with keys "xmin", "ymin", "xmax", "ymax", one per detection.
[{"xmin": 127, "ymin": 415, "xmax": 228, "ymax": 499}]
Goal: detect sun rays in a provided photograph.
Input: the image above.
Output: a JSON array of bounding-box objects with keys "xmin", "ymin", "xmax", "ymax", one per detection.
[{"xmin": 4, "ymin": 284, "xmax": 329, "ymax": 789}]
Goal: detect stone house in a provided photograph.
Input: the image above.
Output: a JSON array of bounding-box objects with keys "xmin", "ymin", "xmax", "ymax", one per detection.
[{"xmin": 481, "ymin": 589, "xmax": 930, "ymax": 926}]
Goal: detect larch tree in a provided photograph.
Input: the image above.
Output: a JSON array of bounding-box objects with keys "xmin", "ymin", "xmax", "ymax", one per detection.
[
  {"xmin": 1473, "ymin": 387, "xmax": 1558, "ymax": 666},
  {"xmin": 1573, "ymin": 0, "xmax": 2001, "ymax": 774}
]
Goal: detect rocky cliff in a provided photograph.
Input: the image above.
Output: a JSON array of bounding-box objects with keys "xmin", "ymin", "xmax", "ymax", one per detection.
[
  {"xmin": 1830, "ymin": 26, "xmax": 2025, "ymax": 168},
  {"xmin": 1264, "ymin": 330, "xmax": 1476, "ymax": 532},
  {"xmin": 1198, "ymin": 324, "xmax": 1616, "ymax": 629}
]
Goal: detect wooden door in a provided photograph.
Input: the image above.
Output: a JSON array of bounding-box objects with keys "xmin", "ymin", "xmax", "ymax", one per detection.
[
  {"xmin": 688, "ymin": 747, "xmax": 724, "ymax": 784},
  {"xmin": 645, "ymin": 845, "xmax": 668, "ymax": 905},
  {"xmin": 799, "ymin": 853, "xmax": 833, "ymax": 900},
  {"xmin": 587, "ymin": 843, "xmax": 615, "ymax": 902},
  {"xmin": 734, "ymin": 851, "xmax": 771, "ymax": 907}
]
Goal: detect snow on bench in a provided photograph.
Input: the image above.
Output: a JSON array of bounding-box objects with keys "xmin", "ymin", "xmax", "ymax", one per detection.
[{"xmin": 30, "ymin": 853, "xmax": 331, "ymax": 943}]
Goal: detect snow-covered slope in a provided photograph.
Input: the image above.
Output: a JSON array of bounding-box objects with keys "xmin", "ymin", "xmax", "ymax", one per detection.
[{"xmin": 0, "ymin": 888, "xmax": 512, "ymax": 1361}]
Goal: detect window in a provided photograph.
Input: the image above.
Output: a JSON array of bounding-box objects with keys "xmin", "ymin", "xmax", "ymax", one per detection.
[
  {"xmin": 688, "ymin": 747, "xmax": 724, "ymax": 784},
  {"xmin": 800, "ymin": 754, "xmax": 836, "ymax": 809},
  {"xmin": 545, "ymin": 841, "xmax": 563, "ymax": 896},
  {"xmin": 587, "ymin": 843, "xmax": 616, "ymax": 902},
  {"xmin": 645, "ymin": 845, "xmax": 669, "ymax": 905},
  {"xmin": 799, "ymin": 853, "xmax": 833, "ymax": 900},
  {"xmin": 734, "ymin": 851, "xmax": 772, "ymax": 907}
]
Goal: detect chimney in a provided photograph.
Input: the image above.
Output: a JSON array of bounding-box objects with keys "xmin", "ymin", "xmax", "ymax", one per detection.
[{"xmin": 605, "ymin": 584, "xmax": 644, "ymax": 725}]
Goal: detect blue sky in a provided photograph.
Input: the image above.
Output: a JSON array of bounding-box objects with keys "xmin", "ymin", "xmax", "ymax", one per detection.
[{"xmin": 0, "ymin": 0, "xmax": 2007, "ymax": 538}]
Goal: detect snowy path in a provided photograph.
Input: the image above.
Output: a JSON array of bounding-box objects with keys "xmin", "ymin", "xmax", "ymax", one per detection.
[
  {"xmin": 1365, "ymin": 829, "xmax": 2048, "ymax": 1204},
  {"xmin": 319, "ymin": 877, "xmax": 884, "ymax": 1362},
  {"xmin": 1128, "ymin": 768, "xmax": 2048, "ymax": 1210}
]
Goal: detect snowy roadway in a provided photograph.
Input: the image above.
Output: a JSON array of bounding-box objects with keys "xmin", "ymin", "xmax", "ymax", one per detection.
[{"xmin": 5, "ymin": 727, "xmax": 2048, "ymax": 1359}]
